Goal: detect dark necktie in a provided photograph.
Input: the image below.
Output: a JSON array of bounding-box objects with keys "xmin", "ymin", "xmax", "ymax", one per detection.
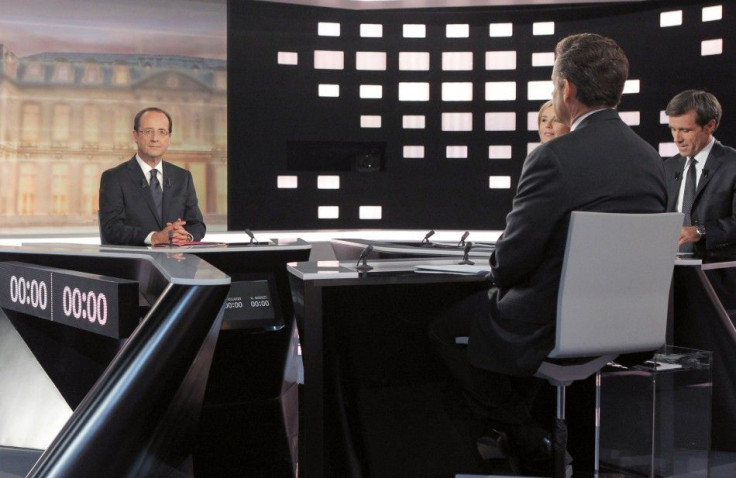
[
  {"xmin": 680, "ymin": 157, "xmax": 697, "ymax": 252},
  {"xmin": 150, "ymin": 169, "xmax": 163, "ymax": 221}
]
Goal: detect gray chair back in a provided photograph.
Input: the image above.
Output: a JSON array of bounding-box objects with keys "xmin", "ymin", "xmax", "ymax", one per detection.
[{"xmin": 548, "ymin": 211, "xmax": 683, "ymax": 359}]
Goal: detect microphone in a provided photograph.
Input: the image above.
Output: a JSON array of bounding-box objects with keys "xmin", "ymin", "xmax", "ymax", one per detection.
[
  {"xmin": 166, "ymin": 178, "xmax": 171, "ymax": 188},
  {"xmin": 420, "ymin": 230, "xmax": 435, "ymax": 247},
  {"xmin": 702, "ymin": 169, "xmax": 709, "ymax": 179},
  {"xmin": 168, "ymin": 230, "xmax": 174, "ymax": 247},
  {"xmin": 458, "ymin": 241, "xmax": 475, "ymax": 265},
  {"xmin": 245, "ymin": 228, "xmax": 257, "ymax": 245},
  {"xmin": 141, "ymin": 179, "xmax": 148, "ymax": 188},
  {"xmin": 356, "ymin": 244, "xmax": 374, "ymax": 272},
  {"xmin": 457, "ymin": 231, "xmax": 469, "ymax": 248},
  {"xmin": 674, "ymin": 172, "xmax": 681, "ymax": 181}
]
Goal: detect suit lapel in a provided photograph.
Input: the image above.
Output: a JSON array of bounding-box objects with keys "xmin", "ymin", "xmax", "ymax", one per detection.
[
  {"xmin": 695, "ymin": 141, "xmax": 725, "ymax": 201},
  {"xmin": 126, "ymin": 157, "xmax": 162, "ymax": 228}
]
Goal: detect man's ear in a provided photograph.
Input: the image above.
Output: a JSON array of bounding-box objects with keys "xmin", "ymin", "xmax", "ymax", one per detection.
[{"xmin": 563, "ymin": 78, "xmax": 576, "ymax": 103}]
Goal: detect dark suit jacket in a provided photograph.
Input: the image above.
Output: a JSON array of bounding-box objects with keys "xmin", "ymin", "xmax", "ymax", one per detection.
[
  {"xmin": 664, "ymin": 140, "xmax": 736, "ymax": 260},
  {"xmin": 468, "ymin": 109, "xmax": 667, "ymax": 376},
  {"xmin": 99, "ymin": 157, "xmax": 206, "ymax": 245}
]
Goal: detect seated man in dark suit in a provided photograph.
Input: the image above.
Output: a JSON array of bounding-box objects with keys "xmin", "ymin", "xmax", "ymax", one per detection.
[
  {"xmin": 664, "ymin": 89, "xmax": 736, "ymax": 260},
  {"xmin": 99, "ymin": 107, "xmax": 206, "ymax": 246},
  {"xmin": 429, "ymin": 33, "xmax": 667, "ymax": 475}
]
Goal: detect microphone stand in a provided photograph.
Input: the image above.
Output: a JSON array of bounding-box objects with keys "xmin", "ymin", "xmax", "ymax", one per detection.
[
  {"xmin": 356, "ymin": 245, "xmax": 374, "ymax": 272},
  {"xmin": 458, "ymin": 242, "xmax": 474, "ymax": 265}
]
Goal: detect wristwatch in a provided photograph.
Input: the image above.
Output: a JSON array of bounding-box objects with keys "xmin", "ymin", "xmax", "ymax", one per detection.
[{"xmin": 696, "ymin": 224, "xmax": 707, "ymax": 237}]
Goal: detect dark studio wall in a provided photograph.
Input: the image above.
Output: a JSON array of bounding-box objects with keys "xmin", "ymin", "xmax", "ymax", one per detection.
[{"xmin": 228, "ymin": 0, "xmax": 734, "ymax": 231}]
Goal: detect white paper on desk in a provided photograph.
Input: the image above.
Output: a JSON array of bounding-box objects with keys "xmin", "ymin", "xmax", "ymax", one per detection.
[{"xmin": 414, "ymin": 264, "xmax": 490, "ymax": 275}]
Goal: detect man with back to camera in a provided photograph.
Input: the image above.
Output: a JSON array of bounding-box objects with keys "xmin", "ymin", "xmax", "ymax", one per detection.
[
  {"xmin": 428, "ymin": 33, "xmax": 667, "ymax": 475},
  {"xmin": 99, "ymin": 107, "xmax": 206, "ymax": 246},
  {"xmin": 664, "ymin": 89, "xmax": 736, "ymax": 260}
]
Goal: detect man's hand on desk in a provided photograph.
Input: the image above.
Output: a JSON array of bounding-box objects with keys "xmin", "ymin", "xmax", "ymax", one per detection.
[
  {"xmin": 679, "ymin": 226, "xmax": 702, "ymax": 247},
  {"xmin": 151, "ymin": 218, "xmax": 194, "ymax": 245}
]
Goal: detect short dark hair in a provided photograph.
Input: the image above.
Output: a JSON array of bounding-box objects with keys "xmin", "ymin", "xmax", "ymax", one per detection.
[
  {"xmin": 133, "ymin": 107, "xmax": 173, "ymax": 133},
  {"xmin": 665, "ymin": 89, "xmax": 721, "ymax": 130},
  {"xmin": 553, "ymin": 33, "xmax": 629, "ymax": 108}
]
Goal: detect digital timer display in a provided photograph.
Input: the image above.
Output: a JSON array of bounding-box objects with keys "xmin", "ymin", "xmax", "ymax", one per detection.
[
  {"xmin": 222, "ymin": 279, "xmax": 280, "ymax": 329},
  {"xmin": 0, "ymin": 261, "xmax": 139, "ymax": 339}
]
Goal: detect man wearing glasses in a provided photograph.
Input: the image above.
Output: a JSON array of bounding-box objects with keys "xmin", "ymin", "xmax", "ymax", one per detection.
[{"xmin": 99, "ymin": 107, "xmax": 206, "ymax": 245}]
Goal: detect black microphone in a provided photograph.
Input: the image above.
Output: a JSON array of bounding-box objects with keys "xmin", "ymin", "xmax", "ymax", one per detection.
[
  {"xmin": 421, "ymin": 230, "xmax": 435, "ymax": 247},
  {"xmin": 356, "ymin": 244, "xmax": 374, "ymax": 272},
  {"xmin": 141, "ymin": 179, "xmax": 148, "ymax": 188},
  {"xmin": 674, "ymin": 172, "xmax": 681, "ymax": 181},
  {"xmin": 168, "ymin": 230, "xmax": 174, "ymax": 247},
  {"xmin": 458, "ymin": 241, "xmax": 475, "ymax": 265},
  {"xmin": 245, "ymin": 228, "xmax": 257, "ymax": 245},
  {"xmin": 457, "ymin": 231, "xmax": 469, "ymax": 248},
  {"xmin": 166, "ymin": 178, "xmax": 171, "ymax": 188},
  {"xmin": 702, "ymin": 169, "xmax": 709, "ymax": 179}
]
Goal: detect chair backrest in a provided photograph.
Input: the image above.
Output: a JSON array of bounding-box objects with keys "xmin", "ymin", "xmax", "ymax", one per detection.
[{"xmin": 548, "ymin": 211, "xmax": 683, "ymax": 359}]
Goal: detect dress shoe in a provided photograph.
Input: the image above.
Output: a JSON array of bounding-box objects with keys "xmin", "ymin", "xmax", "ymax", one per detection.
[
  {"xmin": 518, "ymin": 434, "xmax": 573, "ymax": 477},
  {"xmin": 476, "ymin": 427, "xmax": 511, "ymax": 460}
]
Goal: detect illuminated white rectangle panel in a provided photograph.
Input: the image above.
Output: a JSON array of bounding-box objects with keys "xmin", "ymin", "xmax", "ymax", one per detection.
[
  {"xmin": 361, "ymin": 23, "xmax": 383, "ymax": 37},
  {"xmin": 703, "ymin": 6, "xmax": 722, "ymax": 22},
  {"xmin": 659, "ymin": 143, "xmax": 678, "ymax": 157},
  {"xmin": 446, "ymin": 24, "xmax": 469, "ymax": 38},
  {"xmin": 318, "ymin": 206, "xmax": 339, "ymax": 219},
  {"xmin": 489, "ymin": 23, "xmax": 513, "ymax": 37},
  {"xmin": 528, "ymin": 143, "xmax": 541, "ymax": 155},
  {"xmin": 446, "ymin": 146, "xmax": 468, "ymax": 158},
  {"xmin": 360, "ymin": 84, "xmax": 383, "ymax": 99},
  {"xmin": 489, "ymin": 176, "xmax": 511, "ymax": 189},
  {"xmin": 618, "ymin": 111, "xmax": 640, "ymax": 126},
  {"xmin": 359, "ymin": 206, "xmax": 382, "ymax": 220},
  {"xmin": 485, "ymin": 82, "xmax": 516, "ymax": 101},
  {"xmin": 399, "ymin": 52, "xmax": 430, "ymax": 70},
  {"xmin": 318, "ymin": 84, "xmax": 340, "ymax": 97},
  {"xmin": 318, "ymin": 175, "xmax": 340, "ymax": 189},
  {"xmin": 442, "ymin": 52, "xmax": 473, "ymax": 71},
  {"xmin": 659, "ymin": 110, "xmax": 669, "ymax": 124},
  {"xmin": 443, "ymin": 82, "xmax": 473, "ymax": 101},
  {"xmin": 533, "ymin": 22, "xmax": 554, "ymax": 35},
  {"xmin": 531, "ymin": 52, "xmax": 555, "ymax": 67},
  {"xmin": 527, "ymin": 80, "xmax": 553, "ymax": 101},
  {"xmin": 318, "ymin": 22, "xmax": 341, "ymax": 37},
  {"xmin": 702, "ymin": 39, "xmax": 723, "ymax": 56},
  {"xmin": 361, "ymin": 115, "xmax": 382, "ymax": 128},
  {"xmin": 623, "ymin": 79, "xmax": 640, "ymax": 94},
  {"xmin": 314, "ymin": 50, "xmax": 344, "ymax": 70},
  {"xmin": 660, "ymin": 10, "xmax": 682, "ymax": 27},
  {"xmin": 403, "ymin": 145, "xmax": 425, "ymax": 158},
  {"xmin": 278, "ymin": 52, "xmax": 298, "ymax": 65},
  {"xmin": 485, "ymin": 112, "xmax": 516, "ymax": 131},
  {"xmin": 399, "ymin": 82, "xmax": 430, "ymax": 101},
  {"xmin": 488, "ymin": 145, "xmax": 512, "ymax": 159},
  {"xmin": 277, "ymin": 175, "xmax": 298, "ymax": 189},
  {"xmin": 442, "ymin": 112, "xmax": 473, "ymax": 131},
  {"xmin": 403, "ymin": 24, "xmax": 426, "ymax": 38},
  {"xmin": 485, "ymin": 51, "xmax": 516, "ymax": 70},
  {"xmin": 527, "ymin": 111, "xmax": 539, "ymax": 131},
  {"xmin": 403, "ymin": 115, "xmax": 426, "ymax": 129},
  {"xmin": 356, "ymin": 51, "xmax": 387, "ymax": 70}
]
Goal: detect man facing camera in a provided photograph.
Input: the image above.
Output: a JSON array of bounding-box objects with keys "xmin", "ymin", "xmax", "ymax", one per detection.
[
  {"xmin": 99, "ymin": 107, "xmax": 206, "ymax": 246},
  {"xmin": 664, "ymin": 90, "xmax": 736, "ymax": 259},
  {"xmin": 429, "ymin": 33, "xmax": 666, "ymax": 475}
]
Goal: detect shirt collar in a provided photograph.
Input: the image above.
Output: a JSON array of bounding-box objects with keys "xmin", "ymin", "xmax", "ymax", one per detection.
[
  {"xmin": 135, "ymin": 155, "xmax": 163, "ymax": 177},
  {"xmin": 691, "ymin": 136, "xmax": 716, "ymax": 162},
  {"xmin": 570, "ymin": 107, "xmax": 609, "ymax": 131}
]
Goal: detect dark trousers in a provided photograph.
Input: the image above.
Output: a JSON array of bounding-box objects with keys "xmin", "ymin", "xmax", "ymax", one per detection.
[{"xmin": 428, "ymin": 289, "xmax": 546, "ymax": 451}]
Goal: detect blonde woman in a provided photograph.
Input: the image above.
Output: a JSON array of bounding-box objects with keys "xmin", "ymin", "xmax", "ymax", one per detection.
[{"xmin": 537, "ymin": 100, "xmax": 570, "ymax": 143}]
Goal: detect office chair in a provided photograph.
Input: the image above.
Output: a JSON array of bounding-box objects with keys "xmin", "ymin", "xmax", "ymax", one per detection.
[{"xmin": 459, "ymin": 211, "xmax": 683, "ymax": 478}]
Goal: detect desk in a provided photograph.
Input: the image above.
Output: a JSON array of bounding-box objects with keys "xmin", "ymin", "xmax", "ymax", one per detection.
[
  {"xmin": 672, "ymin": 259, "xmax": 736, "ymax": 451},
  {"xmin": 288, "ymin": 258, "xmax": 491, "ymax": 477},
  {"xmin": 0, "ymin": 244, "xmax": 230, "ymax": 476}
]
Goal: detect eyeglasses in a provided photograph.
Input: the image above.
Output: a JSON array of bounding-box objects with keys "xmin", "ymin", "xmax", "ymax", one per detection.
[{"xmin": 137, "ymin": 129, "xmax": 170, "ymax": 138}]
